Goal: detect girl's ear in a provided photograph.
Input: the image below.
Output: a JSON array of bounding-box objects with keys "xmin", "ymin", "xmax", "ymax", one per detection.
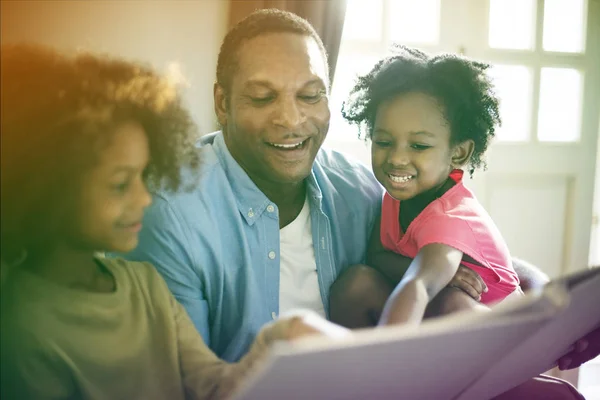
[{"xmin": 451, "ymin": 139, "xmax": 475, "ymax": 168}]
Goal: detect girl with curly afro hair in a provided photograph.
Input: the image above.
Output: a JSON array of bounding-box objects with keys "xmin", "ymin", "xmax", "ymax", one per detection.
[
  {"xmin": 330, "ymin": 45, "xmax": 522, "ymax": 329},
  {"xmin": 1, "ymin": 44, "xmax": 330, "ymax": 399}
]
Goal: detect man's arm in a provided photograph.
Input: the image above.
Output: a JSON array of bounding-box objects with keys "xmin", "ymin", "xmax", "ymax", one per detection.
[
  {"xmin": 512, "ymin": 257, "xmax": 550, "ymax": 291},
  {"xmin": 125, "ymin": 196, "xmax": 212, "ymax": 344},
  {"xmin": 366, "ymin": 214, "xmax": 412, "ymax": 282}
]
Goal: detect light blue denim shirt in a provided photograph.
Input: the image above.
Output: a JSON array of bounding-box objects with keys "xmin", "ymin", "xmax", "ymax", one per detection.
[{"xmin": 125, "ymin": 132, "xmax": 383, "ymax": 362}]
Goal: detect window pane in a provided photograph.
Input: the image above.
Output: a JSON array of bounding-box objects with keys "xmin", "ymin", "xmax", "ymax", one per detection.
[
  {"xmin": 543, "ymin": 0, "xmax": 586, "ymax": 53},
  {"xmin": 342, "ymin": 0, "xmax": 383, "ymax": 41},
  {"xmin": 389, "ymin": 0, "xmax": 440, "ymax": 44},
  {"xmin": 489, "ymin": 65, "xmax": 533, "ymax": 142},
  {"xmin": 538, "ymin": 68, "xmax": 582, "ymax": 142},
  {"xmin": 330, "ymin": 54, "xmax": 380, "ymax": 140},
  {"xmin": 489, "ymin": 0, "xmax": 536, "ymax": 50}
]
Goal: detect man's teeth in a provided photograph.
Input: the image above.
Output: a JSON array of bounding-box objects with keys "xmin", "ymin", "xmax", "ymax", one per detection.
[
  {"xmin": 270, "ymin": 140, "xmax": 305, "ymax": 149},
  {"xmin": 389, "ymin": 174, "xmax": 412, "ymax": 183}
]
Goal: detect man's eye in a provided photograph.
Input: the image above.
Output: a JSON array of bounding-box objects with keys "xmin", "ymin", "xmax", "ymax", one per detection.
[
  {"xmin": 250, "ymin": 96, "xmax": 274, "ymax": 105},
  {"xmin": 299, "ymin": 92, "xmax": 324, "ymax": 104},
  {"xmin": 411, "ymin": 144, "xmax": 432, "ymax": 151}
]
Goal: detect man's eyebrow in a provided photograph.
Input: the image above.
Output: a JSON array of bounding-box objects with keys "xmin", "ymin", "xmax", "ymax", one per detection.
[
  {"xmin": 244, "ymin": 80, "xmax": 273, "ymax": 89},
  {"xmin": 301, "ymin": 78, "xmax": 326, "ymax": 88},
  {"xmin": 243, "ymin": 78, "xmax": 326, "ymax": 90}
]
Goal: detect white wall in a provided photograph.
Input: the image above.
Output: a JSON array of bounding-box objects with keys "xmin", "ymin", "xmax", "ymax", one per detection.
[
  {"xmin": 1, "ymin": 0, "xmax": 230, "ymax": 132},
  {"xmin": 590, "ymin": 116, "xmax": 600, "ymax": 267}
]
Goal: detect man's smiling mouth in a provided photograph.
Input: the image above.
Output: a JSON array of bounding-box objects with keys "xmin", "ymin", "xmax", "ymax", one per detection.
[{"xmin": 266, "ymin": 138, "xmax": 309, "ymax": 150}]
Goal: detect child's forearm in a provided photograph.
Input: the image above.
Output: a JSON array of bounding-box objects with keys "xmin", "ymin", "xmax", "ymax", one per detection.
[
  {"xmin": 379, "ymin": 279, "xmax": 430, "ymax": 326},
  {"xmin": 367, "ymin": 250, "xmax": 412, "ymax": 284}
]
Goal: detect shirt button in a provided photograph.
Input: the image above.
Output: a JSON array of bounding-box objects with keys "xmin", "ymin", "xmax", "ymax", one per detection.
[
  {"xmin": 271, "ymin": 312, "xmax": 277, "ymax": 320},
  {"xmin": 247, "ymin": 209, "xmax": 254, "ymax": 218},
  {"xmin": 267, "ymin": 205, "xmax": 275, "ymax": 213},
  {"xmin": 268, "ymin": 251, "xmax": 276, "ymax": 260}
]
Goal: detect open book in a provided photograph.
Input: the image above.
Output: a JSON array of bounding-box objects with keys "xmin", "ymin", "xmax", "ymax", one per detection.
[{"xmin": 233, "ymin": 267, "xmax": 600, "ymax": 400}]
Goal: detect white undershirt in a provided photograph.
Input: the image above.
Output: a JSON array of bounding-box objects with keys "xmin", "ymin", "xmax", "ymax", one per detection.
[{"xmin": 278, "ymin": 197, "xmax": 326, "ymax": 318}]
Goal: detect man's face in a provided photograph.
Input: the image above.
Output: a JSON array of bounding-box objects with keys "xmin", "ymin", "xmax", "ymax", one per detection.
[{"xmin": 216, "ymin": 32, "xmax": 330, "ymax": 185}]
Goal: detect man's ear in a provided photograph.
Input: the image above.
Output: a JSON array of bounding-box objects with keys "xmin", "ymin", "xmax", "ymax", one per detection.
[
  {"xmin": 214, "ymin": 83, "xmax": 228, "ymax": 128},
  {"xmin": 451, "ymin": 139, "xmax": 475, "ymax": 168}
]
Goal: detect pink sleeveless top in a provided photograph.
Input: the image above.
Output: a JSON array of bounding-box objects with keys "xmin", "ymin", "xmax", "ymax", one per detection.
[{"xmin": 380, "ymin": 169, "xmax": 520, "ymax": 304}]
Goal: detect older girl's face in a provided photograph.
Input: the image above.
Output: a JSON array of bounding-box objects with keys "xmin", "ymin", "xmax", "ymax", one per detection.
[{"xmin": 70, "ymin": 121, "xmax": 152, "ymax": 253}]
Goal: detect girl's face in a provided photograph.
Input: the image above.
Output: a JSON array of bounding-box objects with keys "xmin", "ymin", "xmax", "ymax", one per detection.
[
  {"xmin": 371, "ymin": 92, "xmax": 472, "ymax": 201},
  {"xmin": 71, "ymin": 121, "xmax": 152, "ymax": 253}
]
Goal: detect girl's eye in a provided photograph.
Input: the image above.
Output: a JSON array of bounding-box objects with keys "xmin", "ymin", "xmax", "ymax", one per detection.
[
  {"xmin": 374, "ymin": 140, "xmax": 392, "ymax": 148},
  {"xmin": 411, "ymin": 143, "xmax": 432, "ymax": 151}
]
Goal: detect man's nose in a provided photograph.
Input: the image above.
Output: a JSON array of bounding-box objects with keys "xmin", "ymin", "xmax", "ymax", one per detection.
[{"xmin": 273, "ymin": 95, "xmax": 305, "ymax": 130}]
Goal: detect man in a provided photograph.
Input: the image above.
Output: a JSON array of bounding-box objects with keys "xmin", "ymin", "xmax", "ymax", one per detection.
[
  {"xmin": 126, "ymin": 9, "xmax": 588, "ymax": 398},
  {"xmin": 127, "ymin": 9, "xmax": 381, "ymax": 361}
]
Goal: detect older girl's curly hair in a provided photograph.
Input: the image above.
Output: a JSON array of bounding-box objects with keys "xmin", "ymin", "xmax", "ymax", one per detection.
[
  {"xmin": 1, "ymin": 44, "xmax": 200, "ymax": 262},
  {"xmin": 342, "ymin": 45, "xmax": 501, "ymax": 176}
]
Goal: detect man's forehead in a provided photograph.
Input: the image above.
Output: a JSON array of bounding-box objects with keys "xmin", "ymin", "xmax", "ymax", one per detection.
[{"xmin": 233, "ymin": 32, "xmax": 328, "ymax": 86}]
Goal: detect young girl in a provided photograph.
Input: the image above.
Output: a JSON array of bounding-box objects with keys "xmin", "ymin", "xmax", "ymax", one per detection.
[
  {"xmin": 0, "ymin": 44, "xmax": 340, "ymax": 399},
  {"xmin": 331, "ymin": 45, "xmax": 521, "ymax": 327}
]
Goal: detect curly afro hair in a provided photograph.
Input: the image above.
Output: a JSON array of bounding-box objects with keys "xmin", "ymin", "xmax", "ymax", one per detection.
[
  {"xmin": 341, "ymin": 45, "xmax": 501, "ymax": 176},
  {"xmin": 1, "ymin": 44, "xmax": 200, "ymax": 262}
]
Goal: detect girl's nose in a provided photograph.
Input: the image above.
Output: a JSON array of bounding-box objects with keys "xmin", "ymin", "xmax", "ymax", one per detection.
[{"xmin": 387, "ymin": 145, "xmax": 411, "ymax": 167}]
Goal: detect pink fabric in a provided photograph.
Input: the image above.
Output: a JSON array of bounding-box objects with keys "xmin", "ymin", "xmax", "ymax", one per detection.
[
  {"xmin": 492, "ymin": 374, "xmax": 585, "ymax": 400},
  {"xmin": 380, "ymin": 169, "xmax": 520, "ymax": 304}
]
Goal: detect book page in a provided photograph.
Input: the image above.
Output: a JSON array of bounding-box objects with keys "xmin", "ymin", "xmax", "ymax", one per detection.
[{"xmin": 234, "ymin": 286, "xmax": 568, "ymax": 400}]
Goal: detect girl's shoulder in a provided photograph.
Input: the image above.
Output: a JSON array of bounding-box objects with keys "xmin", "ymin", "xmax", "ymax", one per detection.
[{"xmin": 98, "ymin": 256, "xmax": 172, "ymax": 300}]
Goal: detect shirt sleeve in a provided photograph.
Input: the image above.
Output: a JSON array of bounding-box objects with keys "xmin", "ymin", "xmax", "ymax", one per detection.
[
  {"xmin": 413, "ymin": 213, "xmax": 476, "ymax": 255},
  {"xmin": 173, "ymin": 295, "xmax": 295, "ymax": 400},
  {"xmin": 124, "ymin": 195, "xmax": 212, "ymax": 345}
]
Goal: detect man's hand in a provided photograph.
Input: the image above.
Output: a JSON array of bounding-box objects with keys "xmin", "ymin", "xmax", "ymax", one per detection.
[
  {"xmin": 447, "ymin": 265, "xmax": 488, "ymax": 301},
  {"xmin": 558, "ymin": 326, "xmax": 600, "ymax": 370}
]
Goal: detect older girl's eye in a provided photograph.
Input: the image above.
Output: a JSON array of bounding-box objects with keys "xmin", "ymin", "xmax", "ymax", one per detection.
[{"xmin": 111, "ymin": 182, "xmax": 130, "ymax": 194}]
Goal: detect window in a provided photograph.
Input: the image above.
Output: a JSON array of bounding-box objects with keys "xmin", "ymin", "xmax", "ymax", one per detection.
[{"xmin": 329, "ymin": 0, "xmax": 592, "ymax": 146}]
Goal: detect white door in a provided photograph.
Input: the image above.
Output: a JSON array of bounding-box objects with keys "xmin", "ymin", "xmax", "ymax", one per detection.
[{"xmin": 328, "ymin": 0, "xmax": 600, "ymax": 278}]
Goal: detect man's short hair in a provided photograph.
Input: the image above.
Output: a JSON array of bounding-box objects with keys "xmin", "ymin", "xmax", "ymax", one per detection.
[{"xmin": 216, "ymin": 9, "xmax": 329, "ymax": 94}]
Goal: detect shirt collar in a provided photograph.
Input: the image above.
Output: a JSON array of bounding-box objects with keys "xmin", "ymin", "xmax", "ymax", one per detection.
[
  {"xmin": 212, "ymin": 132, "xmax": 270, "ymax": 225},
  {"xmin": 212, "ymin": 132, "xmax": 325, "ymax": 225}
]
